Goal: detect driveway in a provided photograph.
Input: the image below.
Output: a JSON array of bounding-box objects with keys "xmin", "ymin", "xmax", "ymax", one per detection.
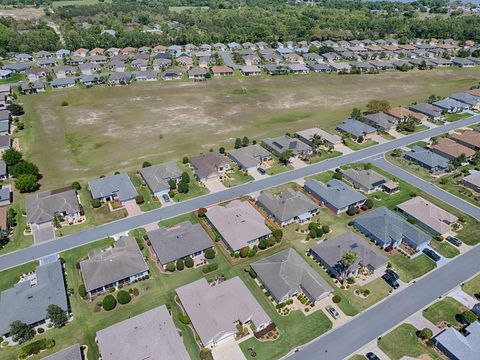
[
  {"xmin": 406, "ymin": 310, "xmax": 441, "ymax": 336},
  {"xmin": 335, "ymin": 144, "xmax": 354, "ymax": 154},
  {"xmin": 205, "ymin": 178, "xmax": 227, "ymax": 193},
  {"xmin": 212, "ymin": 339, "xmax": 246, "ymax": 360},
  {"xmin": 33, "ymin": 225, "xmax": 55, "ymax": 244},
  {"xmin": 123, "ymin": 199, "xmax": 142, "ymax": 217},
  {"xmin": 449, "ymin": 286, "xmax": 478, "ymax": 308},
  {"xmin": 250, "ymin": 168, "xmax": 270, "ymax": 181},
  {"xmin": 290, "ymin": 157, "xmax": 308, "ymax": 169}
]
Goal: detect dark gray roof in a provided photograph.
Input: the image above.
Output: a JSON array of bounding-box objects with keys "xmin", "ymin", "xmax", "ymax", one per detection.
[
  {"xmin": 88, "ymin": 173, "xmax": 138, "ymax": 202},
  {"xmin": 433, "ymin": 98, "xmax": 470, "ymax": 111},
  {"xmin": 336, "ymin": 119, "xmax": 376, "ymax": 138},
  {"xmin": 0, "ymin": 135, "xmax": 9, "ymax": 149},
  {"xmin": 257, "ymin": 188, "xmax": 319, "ymax": 223},
  {"xmin": 26, "ymin": 188, "xmax": 80, "ymax": 224},
  {"xmin": 310, "ymin": 231, "xmax": 388, "ymax": 274},
  {"xmin": 342, "ymin": 168, "xmax": 387, "ymax": 190},
  {"xmin": 188, "ymin": 67, "xmax": 207, "ymax": 76},
  {"xmin": 304, "ymin": 179, "xmax": 366, "ymax": 210},
  {"xmin": 148, "ymin": 221, "xmax": 213, "ymax": 264},
  {"xmin": 43, "ymin": 344, "xmax": 83, "ymax": 360},
  {"xmin": 80, "ymin": 236, "xmax": 148, "ymax": 292},
  {"xmin": 409, "ymin": 103, "xmax": 443, "ymax": 118},
  {"xmin": 0, "ymin": 261, "xmax": 68, "ymax": 335},
  {"xmin": 449, "ymin": 92, "xmax": 480, "ymax": 106},
  {"xmin": 109, "ymin": 72, "xmax": 132, "ymax": 82},
  {"xmin": 139, "ymin": 162, "xmax": 182, "ymax": 194},
  {"xmin": 251, "ymin": 248, "xmax": 332, "ymax": 302},
  {"xmin": 405, "ymin": 145, "xmax": 450, "ymax": 170},
  {"xmin": 363, "ymin": 112, "xmax": 398, "ymax": 130},
  {"xmin": 228, "ymin": 144, "xmax": 271, "ymax": 169},
  {"xmin": 262, "ymin": 135, "xmax": 312, "ymax": 156},
  {"xmin": 51, "ymin": 77, "xmax": 75, "ymax": 87}
]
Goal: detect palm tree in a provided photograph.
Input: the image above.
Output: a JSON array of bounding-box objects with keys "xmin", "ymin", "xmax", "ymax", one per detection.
[{"xmin": 341, "ymin": 251, "xmax": 358, "ymax": 283}]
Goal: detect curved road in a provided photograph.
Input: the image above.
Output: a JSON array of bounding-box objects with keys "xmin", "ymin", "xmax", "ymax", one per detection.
[{"xmin": 0, "ymin": 115, "xmax": 479, "ymax": 271}]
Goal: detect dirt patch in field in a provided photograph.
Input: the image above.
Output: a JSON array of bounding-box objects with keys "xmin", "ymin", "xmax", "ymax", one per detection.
[{"xmin": 0, "ymin": 7, "xmax": 44, "ymax": 20}]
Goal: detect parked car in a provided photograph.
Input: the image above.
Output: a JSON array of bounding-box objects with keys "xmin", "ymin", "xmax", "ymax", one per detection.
[
  {"xmin": 257, "ymin": 167, "xmax": 266, "ymax": 175},
  {"xmin": 382, "ymin": 270, "xmax": 400, "ymax": 289},
  {"xmin": 162, "ymin": 194, "xmax": 170, "ymax": 203},
  {"xmin": 325, "ymin": 305, "xmax": 340, "ymax": 319},
  {"xmin": 366, "ymin": 352, "xmax": 380, "ymax": 360},
  {"xmin": 385, "ymin": 269, "xmax": 399, "ymax": 280},
  {"xmin": 446, "ymin": 236, "xmax": 462, "ymax": 247},
  {"xmin": 423, "ymin": 248, "xmax": 441, "ymax": 262}
]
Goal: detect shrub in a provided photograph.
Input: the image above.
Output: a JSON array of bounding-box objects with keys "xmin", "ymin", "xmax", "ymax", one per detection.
[
  {"xmin": 239, "ymin": 246, "xmax": 249, "ymax": 258},
  {"xmin": 347, "ymin": 277, "xmax": 355, "ymax": 285},
  {"xmin": 364, "ymin": 199, "xmax": 374, "ymax": 209},
  {"xmin": 108, "ymin": 287, "xmax": 115, "ymax": 293},
  {"xmin": 418, "ymin": 328, "xmax": 433, "ymax": 340},
  {"xmin": 197, "ymin": 207, "xmax": 207, "ymax": 217},
  {"xmin": 322, "ymin": 225, "xmax": 330, "ymax": 233},
  {"xmin": 272, "ymin": 229, "xmax": 283, "ymax": 241},
  {"xmin": 346, "ymin": 206, "xmax": 357, "ymax": 216},
  {"xmin": 71, "ymin": 181, "xmax": 81, "ymax": 190},
  {"xmin": 135, "ymin": 237, "xmax": 144, "ymax": 251},
  {"xmin": 166, "ymin": 263, "xmax": 176, "ymax": 272},
  {"xmin": 36, "ymin": 328, "xmax": 44, "ymax": 334},
  {"xmin": 247, "ymin": 267, "xmax": 257, "ymax": 278},
  {"xmin": 178, "ymin": 313, "xmax": 191, "ymax": 325},
  {"xmin": 102, "ymin": 295, "xmax": 117, "ymax": 311},
  {"xmin": 182, "ymin": 156, "xmax": 189, "ymax": 164},
  {"xmin": 18, "ymin": 338, "xmax": 54, "ymax": 359},
  {"xmin": 309, "ymin": 229, "xmax": 317, "ymax": 239},
  {"xmin": 248, "ymin": 248, "xmax": 257, "ymax": 257},
  {"xmin": 184, "ymin": 256, "xmax": 194, "ymax": 268},
  {"xmin": 177, "ymin": 181, "xmax": 189, "ymax": 193},
  {"xmin": 132, "ymin": 288, "xmax": 140, "ymax": 296},
  {"xmin": 462, "ymin": 310, "xmax": 478, "ymax": 324},
  {"xmin": 315, "ymin": 228, "xmax": 324, "ymax": 238},
  {"xmin": 176, "ymin": 259, "xmax": 185, "ymax": 271},
  {"xmin": 117, "ymin": 290, "xmax": 131, "ymax": 305},
  {"xmin": 204, "ymin": 248, "xmax": 215, "ymax": 259},
  {"xmin": 135, "ymin": 195, "xmax": 144, "ymax": 204},
  {"xmin": 78, "ymin": 284, "xmax": 87, "ymax": 298},
  {"xmin": 142, "ymin": 161, "xmax": 151, "ymax": 168},
  {"xmin": 332, "ymin": 295, "xmax": 341, "ymax": 304},
  {"xmin": 258, "ymin": 239, "xmax": 268, "ymax": 250},
  {"xmin": 61, "ymin": 100, "xmax": 69, "ymax": 106},
  {"xmin": 202, "ymin": 263, "xmax": 218, "ymax": 274},
  {"xmin": 91, "ymin": 198, "xmax": 102, "ymax": 208},
  {"xmin": 407, "ymin": 217, "xmax": 416, "ymax": 224},
  {"xmin": 219, "ymin": 147, "xmax": 225, "ymax": 154}
]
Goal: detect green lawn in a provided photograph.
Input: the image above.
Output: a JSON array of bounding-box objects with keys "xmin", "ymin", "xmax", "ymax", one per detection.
[
  {"xmin": 0, "ymin": 261, "xmax": 38, "ymax": 293},
  {"xmin": 429, "ymin": 239, "xmax": 459, "ymax": 258},
  {"xmin": 378, "ymin": 323, "xmax": 440, "ymax": 360},
  {"xmin": 129, "ymin": 172, "xmax": 161, "ymax": 212},
  {"xmin": 408, "ymin": 141, "xmax": 429, "ymax": 149},
  {"xmin": 307, "ymin": 150, "xmax": 342, "ymax": 164},
  {"xmin": 462, "ymin": 274, "xmax": 480, "ymax": 298},
  {"xmin": 423, "ymin": 297, "xmax": 464, "ymax": 327},
  {"xmin": 266, "ymin": 157, "xmax": 294, "ymax": 175},
  {"xmin": 389, "ymin": 254, "xmax": 436, "ymax": 283},
  {"xmin": 398, "ymin": 124, "xmax": 429, "ymax": 135},
  {"xmin": 349, "ymin": 356, "xmax": 367, "ymax": 360},
  {"xmin": 0, "ymin": 202, "xmax": 33, "ymax": 255},
  {"xmin": 343, "ymin": 137, "xmax": 378, "ymax": 151},
  {"xmin": 379, "ymin": 131, "xmax": 396, "ymax": 140},
  {"xmin": 0, "ymin": 73, "xmax": 23, "ymax": 84},
  {"xmin": 222, "ymin": 166, "xmax": 254, "ymax": 187},
  {"xmin": 444, "ymin": 112, "xmax": 470, "ymax": 122},
  {"xmin": 172, "ymin": 165, "xmax": 209, "ymax": 202}
]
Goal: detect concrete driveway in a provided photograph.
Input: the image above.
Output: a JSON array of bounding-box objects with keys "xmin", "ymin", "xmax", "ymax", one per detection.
[
  {"xmin": 250, "ymin": 168, "xmax": 269, "ymax": 181},
  {"xmin": 205, "ymin": 178, "xmax": 227, "ymax": 193},
  {"xmin": 123, "ymin": 199, "xmax": 142, "ymax": 216},
  {"xmin": 290, "ymin": 157, "xmax": 308, "ymax": 169},
  {"xmin": 212, "ymin": 339, "xmax": 246, "ymax": 360},
  {"xmin": 33, "ymin": 225, "xmax": 55, "ymax": 244},
  {"xmin": 449, "ymin": 286, "xmax": 478, "ymax": 308}
]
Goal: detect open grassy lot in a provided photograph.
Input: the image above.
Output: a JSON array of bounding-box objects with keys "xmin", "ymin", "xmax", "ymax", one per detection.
[
  {"xmin": 462, "ymin": 274, "xmax": 480, "ymax": 298},
  {"xmin": 423, "ymin": 297, "xmax": 464, "ymax": 328},
  {"xmin": 378, "ymin": 323, "xmax": 440, "ymax": 360},
  {"xmin": 18, "ymin": 67, "xmax": 480, "ymax": 190}
]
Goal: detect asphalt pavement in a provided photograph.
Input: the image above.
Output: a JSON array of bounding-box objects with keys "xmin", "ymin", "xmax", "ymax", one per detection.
[{"xmin": 0, "ymin": 115, "xmax": 479, "ymax": 271}]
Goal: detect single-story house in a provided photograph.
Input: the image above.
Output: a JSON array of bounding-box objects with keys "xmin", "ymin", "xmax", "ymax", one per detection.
[
  {"xmin": 79, "ymin": 63, "xmax": 101, "ymax": 75},
  {"xmin": 0, "ymin": 160, "xmax": 6, "ymax": 180},
  {"xmin": 304, "ymin": 178, "xmax": 366, "ymax": 214},
  {"xmin": 189, "ymin": 153, "xmax": 231, "ymax": 182},
  {"xmin": 0, "ymin": 261, "xmax": 68, "ymax": 337},
  {"xmin": 363, "ymin": 112, "xmax": 398, "ymax": 131},
  {"xmin": 80, "ymin": 236, "xmax": 148, "ymax": 296},
  {"xmin": 51, "ymin": 77, "xmax": 76, "ymax": 89},
  {"xmin": 97, "ymin": 305, "xmax": 190, "ymax": 360},
  {"xmin": 264, "ymin": 64, "xmax": 287, "ymax": 75},
  {"xmin": 352, "ymin": 206, "xmax": 431, "ymax": 250},
  {"xmin": 135, "ymin": 71, "xmax": 158, "ymax": 81},
  {"xmin": 308, "ymin": 63, "xmax": 332, "ymax": 73},
  {"xmin": 287, "ymin": 63, "xmax": 309, "ymax": 74},
  {"xmin": 53, "ymin": 65, "xmax": 75, "ymax": 78},
  {"xmin": 449, "ymin": 92, "xmax": 480, "ymax": 108},
  {"xmin": 460, "ymin": 171, "xmax": 480, "ymax": 193},
  {"xmin": 342, "ymin": 168, "xmax": 396, "ymax": 194},
  {"xmin": 227, "ymin": 144, "xmax": 272, "ymax": 173},
  {"xmin": 188, "ymin": 67, "xmax": 207, "ymax": 80},
  {"xmin": 205, "ymin": 200, "xmax": 272, "ymax": 251},
  {"xmin": 3, "ymin": 62, "xmax": 31, "ymax": 73},
  {"xmin": 20, "ymin": 80, "xmax": 46, "ymax": 94},
  {"xmin": 432, "ymin": 98, "xmax": 470, "ymax": 113},
  {"xmin": 257, "ymin": 188, "xmax": 320, "ymax": 226},
  {"xmin": 336, "ymin": 119, "xmax": 377, "ymax": 141},
  {"xmin": 176, "ymin": 277, "xmax": 271, "ymax": 349},
  {"xmin": 450, "ymin": 130, "xmax": 480, "ymax": 150},
  {"xmin": 147, "ymin": 221, "xmax": 213, "ymax": 269},
  {"xmin": 43, "ymin": 344, "xmax": 83, "ymax": 360},
  {"xmin": 211, "ymin": 66, "xmax": 234, "ymax": 77},
  {"xmin": 434, "ymin": 321, "xmax": 480, "ymax": 360},
  {"xmin": 396, "ymin": 196, "xmax": 458, "ymax": 236},
  {"xmin": 404, "ymin": 145, "xmax": 450, "ymax": 173},
  {"xmin": 88, "ymin": 173, "xmax": 138, "ymax": 203},
  {"xmin": 296, "ymin": 128, "xmax": 342, "ymax": 148},
  {"xmin": 431, "ymin": 137, "xmax": 476, "ymax": 161},
  {"xmin": 309, "ymin": 231, "xmax": 388, "ymax": 280},
  {"xmin": 388, "ymin": 107, "xmax": 428, "ymax": 122},
  {"xmin": 252, "ymin": 248, "xmax": 332, "ymax": 304},
  {"xmin": 241, "ymin": 65, "xmax": 262, "ymax": 76},
  {"xmin": 262, "ymin": 135, "xmax": 313, "ymax": 157},
  {"xmin": 452, "ymin": 57, "xmax": 475, "ymax": 67},
  {"xmin": 409, "ymin": 103, "xmax": 443, "ymax": 120},
  {"xmin": 162, "ymin": 69, "xmax": 183, "ymax": 80},
  {"xmin": 139, "ymin": 162, "xmax": 182, "ymax": 198},
  {"xmin": 26, "ymin": 68, "xmax": 47, "ymax": 82},
  {"xmin": 108, "ymin": 72, "xmax": 132, "ymax": 85}
]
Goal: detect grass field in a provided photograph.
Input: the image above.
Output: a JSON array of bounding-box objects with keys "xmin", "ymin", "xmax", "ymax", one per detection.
[{"xmin": 18, "ymin": 67, "xmax": 480, "ymax": 191}]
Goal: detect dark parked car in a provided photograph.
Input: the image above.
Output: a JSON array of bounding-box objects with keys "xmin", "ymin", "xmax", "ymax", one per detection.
[
  {"xmin": 423, "ymin": 248, "xmax": 441, "ymax": 262},
  {"xmin": 446, "ymin": 236, "xmax": 462, "ymax": 247},
  {"xmin": 257, "ymin": 167, "xmax": 266, "ymax": 175},
  {"xmin": 366, "ymin": 352, "xmax": 380, "ymax": 360},
  {"xmin": 385, "ymin": 269, "xmax": 399, "ymax": 280},
  {"xmin": 382, "ymin": 270, "xmax": 400, "ymax": 289},
  {"xmin": 162, "ymin": 194, "xmax": 170, "ymax": 203}
]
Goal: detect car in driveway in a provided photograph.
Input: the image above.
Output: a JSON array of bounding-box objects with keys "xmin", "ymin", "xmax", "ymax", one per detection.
[
  {"xmin": 325, "ymin": 305, "xmax": 340, "ymax": 319},
  {"xmin": 382, "ymin": 269, "xmax": 400, "ymax": 289},
  {"xmin": 162, "ymin": 194, "xmax": 170, "ymax": 203},
  {"xmin": 446, "ymin": 236, "xmax": 462, "ymax": 247},
  {"xmin": 257, "ymin": 167, "xmax": 266, "ymax": 175},
  {"xmin": 423, "ymin": 248, "xmax": 441, "ymax": 262},
  {"xmin": 366, "ymin": 352, "xmax": 380, "ymax": 360}
]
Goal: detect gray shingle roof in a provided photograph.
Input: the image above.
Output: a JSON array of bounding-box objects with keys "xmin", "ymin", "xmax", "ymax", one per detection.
[
  {"xmin": 228, "ymin": 144, "xmax": 272, "ymax": 169},
  {"xmin": 80, "ymin": 236, "xmax": 148, "ymax": 292},
  {"xmin": 88, "ymin": 173, "xmax": 138, "ymax": 202},
  {"xmin": 363, "ymin": 112, "xmax": 398, "ymax": 130},
  {"xmin": 408, "ymin": 103, "xmax": 443, "ymax": 118},
  {"xmin": 336, "ymin": 119, "xmax": 376, "ymax": 138},
  {"xmin": 97, "ymin": 305, "xmax": 189, "ymax": 360},
  {"xmin": 257, "ymin": 188, "xmax": 319, "ymax": 223},
  {"xmin": 0, "ymin": 160, "xmax": 6, "ymax": 177},
  {"xmin": 43, "ymin": 344, "xmax": 83, "ymax": 360},
  {"xmin": 26, "ymin": 188, "xmax": 80, "ymax": 225},
  {"xmin": 404, "ymin": 145, "xmax": 450, "ymax": 170},
  {"xmin": 189, "ymin": 153, "xmax": 229, "ymax": 179},
  {"xmin": 139, "ymin": 162, "xmax": 182, "ymax": 194},
  {"xmin": 0, "ymin": 261, "xmax": 68, "ymax": 335},
  {"xmin": 262, "ymin": 135, "xmax": 312, "ymax": 156},
  {"xmin": 51, "ymin": 77, "xmax": 75, "ymax": 87},
  {"xmin": 304, "ymin": 179, "xmax": 366, "ymax": 211},
  {"xmin": 342, "ymin": 168, "xmax": 387, "ymax": 190},
  {"xmin": 450, "ymin": 92, "xmax": 480, "ymax": 106},
  {"xmin": 148, "ymin": 221, "xmax": 213, "ymax": 264},
  {"xmin": 434, "ymin": 322, "xmax": 480, "ymax": 360}
]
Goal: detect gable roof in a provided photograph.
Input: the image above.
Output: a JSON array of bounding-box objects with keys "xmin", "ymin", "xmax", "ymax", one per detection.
[
  {"xmin": 405, "ymin": 145, "xmax": 450, "ymax": 170},
  {"xmin": 434, "ymin": 321, "xmax": 480, "ymax": 360},
  {"xmin": 304, "ymin": 178, "xmax": 366, "ymax": 210},
  {"xmin": 88, "ymin": 173, "xmax": 138, "ymax": 202},
  {"xmin": 97, "ymin": 305, "xmax": 190, "ymax": 360},
  {"xmin": 139, "ymin": 162, "xmax": 182, "ymax": 194},
  {"xmin": 189, "ymin": 153, "xmax": 229, "ymax": 179},
  {"xmin": 296, "ymin": 127, "xmax": 341, "ymax": 145},
  {"xmin": 336, "ymin": 119, "xmax": 376, "ymax": 138},
  {"xmin": 262, "ymin": 135, "xmax": 312, "ymax": 155},
  {"xmin": 228, "ymin": 144, "xmax": 271, "ymax": 169},
  {"xmin": 43, "ymin": 344, "xmax": 83, "ymax": 360},
  {"xmin": 26, "ymin": 187, "xmax": 80, "ymax": 224},
  {"xmin": 363, "ymin": 112, "xmax": 398, "ymax": 130},
  {"xmin": 80, "ymin": 236, "xmax": 148, "ymax": 292},
  {"xmin": 461, "ymin": 171, "xmax": 480, "ymax": 189},
  {"xmin": 450, "ymin": 130, "xmax": 480, "ymax": 149},
  {"xmin": 148, "ymin": 221, "xmax": 213, "ymax": 264},
  {"xmin": 388, "ymin": 107, "xmax": 427, "ymax": 122},
  {"xmin": 342, "ymin": 168, "xmax": 387, "ymax": 190},
  {"xmin": 431, "ymin": 138, "xmax": 476, "ymax": 159},
  {"xmin": 408, "ymin": 103, "xmax": 443, "ymax": 118}
]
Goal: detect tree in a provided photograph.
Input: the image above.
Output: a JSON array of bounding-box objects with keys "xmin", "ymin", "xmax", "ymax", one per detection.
[
  {"xmin": 350, "ymin": 107, "xmax": 362, "ymax": 120},
  {"xmin": 135, "ymin": 195, "xmax": 144, "ymax": 204},
  {"xmin": 219, "ymin": 147, "xmax": 225, "ymax": 154},
  {"xmin": 15, "ymin": 174, "xmax": 38, "ymax": 193},
  {"xmin": 168, "ymin": 178, "xmax": 177, "ymax": 190},
  {"xmin": 197, "ymin": 207, "xmax": 207, "ymax": 217},
  {"xmin": 204, "ymin": 248, "xmax": 215, "ymax": 259},
  {"xmin": 46, "ymin": 304, "xmax": 68, "ymax": 328},
  {"xmin": 7, "ymin": 103, "xmax": 24, "ymax": 116},
  {"xmin": 11, "ymin": 160, "xmax": 39, "ymax": 178},
  {"xmin": 142, "ymin": 161, "xmax": 151, "ymax": 168},
  {"xmin": 71, "ymin": 181, "xmax": 81, "ymax": 190},
  {"xmin": 102, "ymin": 295, "xmax": 117, "ymax": 311},
  {"xmin": 2, "ymin": 148, "xmax": 22, "ymax": 166},
  {"xmin": 462, "ymin": 310, "xmax": 478, "ymax": 324},
  {"xmin": 365, "ymin": 99, "xmax": 390, "ymax": 114},
  {"xmin": 177, "ymin": 181, "xmax": 189, "ymax": 193},
  {"xmin": 91, "ymin": 198, "xmax": 101, "ymax": 208},
  {"xmin": 116, "ymin": 290, "xmax": 131, "ymax": 304},
  {"xmin": 332, "ymin": 295, "xmax": 341, "ymax": 304},
  {"xmin": 184, "ymin": 256, "xmax": 194, "ymax": 268},
  {"xmin": 176, "ymin": 259, "xmax": 184, "ymax": 271},
  {"xmin": 364, "ymin": 199, "xmax": 374, "ymax": 209},
  {"xmin": 278, "ymin": 150, "xmax": 293, "ymax": 165},
  {"xmin": 242, "ymin": 136, "xmax": 250, "ymax": 147},
  {"xmin": 341, "ymin": 251, "xmax": 358, "ymax": 283},
  {"xmin": 239, "ymin": 246, "xmax": 249, "ymax": 258},
  {"xmin": 272, "ymin": 229, "xmax": 283, "ymax": 241},
  {"xmin": 10, "ymin": 321, "xmax": 34, "ymax": 343},
  {"xmin": 182, "ymin": 156, "xmax": 189, "ymax": 164},
  {"xmin": 234, "ymin": 138, "xmax": 242, "ymax": 149},
  {"xmin": 181, "ymin": 171, "xmax": 190, "ymax": 183}
]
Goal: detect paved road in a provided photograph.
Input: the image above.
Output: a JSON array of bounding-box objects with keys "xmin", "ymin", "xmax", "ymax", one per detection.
[
  {"xmin": 218, "ymin": 51, "xmax": 242, "ymax": 69},
  {"xmin": 288, "ymin": 242, "xmax": 480, "ymax": 360},
  {"xmin": 371, "ymin": 156, "xmax": 480, "ymax": 220},
  {"xmin": 0, "ymin": 116, "xmax": 479, "ymax": 271}
]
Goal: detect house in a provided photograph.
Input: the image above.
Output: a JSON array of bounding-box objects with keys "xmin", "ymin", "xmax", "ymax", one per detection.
[
  {"xmin": 449, "ymin": 92, "xmax": 480, "ymax": 108},
  {"xmin": 450, "ymin": 130, "xmax": 480, "ymax": 150},
  {"xmin": 243, "ymin": 54, "xmax": 261, "ymax": 65},
  {"xmin": 15, "ymin": 53, "xmax": 32, "ymax": 61},
  {"xmin": 205, "ymin": 200, "xmax": 272, "ymax": 251},
  {"xmin": 53, "ymin": 65, "xmax": 75, "ymax": 78},
  {"xmin": 25, "ymin": 68, "xmax": 47, "ymax": 82},
  {"xmin": 0, "ymin": 135, "xmax": 11, "ymax": 152},
  {"xmin": 108, "ymin": 72, "xmax": 132, "ymax": 85},
  {"xmin": 396, "ymin": 196, "xmax": 458, "ymax": 236},
  {"xmin": 0, "ymin": 261, "xmax": 68, "ymax": 337},
  {"xmin": 51, "ymin": 77, "xmax": 76, "ymax": 89},
  {"xmin": 309, "ymin": 63, "xmax": 332, "ymax": 73},
  {"xmin": 452, "ymin": 57, "xmax": 475, "ymax": 67},
  {"xmin": 434, "ymin": 321, "xmax": 480, "ymax": 360},
  {"xmin": 148, "ymin": 221, "xmax": 213, "ymax": 269},
  {"xmin": 352, "ymin": 206, "xmax": 431, "ymax": 250},
  {"xmin": 342, "ymin": 168, "xmax": 395, "ymax": 193},
  {"xmin": 43, "ymin": 344, "xmax": 83, "ymax": 360},
  {"xmin": 227, "ymin": 144, "xmax": 272, "ymax": 173},
  {"xmin": 188, "ymin": 67, "xmax": 207, "ymax": 80},
  {"xmin": 88, "ymin": 173, "xmax": 138, "ymax": 203},
  {"xmin": 139, "ymin": 161, "xmax": 182, "ymax": 198},
  {"xmin": 0, "ymin": 70, "xmax": 11, "ymax": 79},
  {"xmin": 35, "ymin": 50, "xmax": 52, "ymax": 59},
  {"xmin": 176, "ymin": 56, "xmax": 193, "ymax": 68},
  {"xmin": 431, "ymin": 138, "xmax": 476, "ymax": 161},
  {"xmin": 67, "ymin": 56, "xmax": 85, "ymax": 66},
  {"xmin": 409, "ymin": 103, "xmax": 443, "ymax": 120},
  {"xmin": 79, "ymin": 75, "xmax": 102, "ymax": 86},
  {"xmin": 329, "ymin": 62, "xmax": 352, "ymax": 73},
  {"xmin": 79, "ymin": 63, "xmax": 101, "ymax": 75},
  {"xmin": 89, "ymin": 48, "xmax": 105, "ymax": 56},
  {"xmin": 97, "ymin": 305, "xmax": 190, "ymax": 360},
  {"xmin": 73, "ymin": 48, "xmax": 89, "ymax": 57},
  {"xmin": 80, "ymin": 236, "xmax": 148, "ymax": 296},
  {"xmin": 461, "ymin": 171, "xmax": 480, "ymax": 193},
  {"xmin": 176, "ymin": 277, "xmax": 271, "ymax": 349},
  {"xmin": 404, "ymin": 145, "xmax": 451, "ymax": 173},
  {"xmin": 135, "ymin": 71, "xmax": 158, "ymax": 81},
  {"xmin": 0, "ymin": 160, "xmax": 7, "ymax": 180},
  {"xmin": 363, "ymin": 112, "xmax": 398, "ymax": 131},
  {"xmin": 241, "ymin": 65, "xmax": 262, "ymax": 76},
  {"xmin": 388, "ymin": 107, "xmax": 428, "ymax": 122},
  {"xmin": 26, "ymin": 187, "xmax": 81, "ymax": 227},
  {"xmin": 56, "ymin": 49, "xmax": 71, "ymax": 59},
  {"xmin": 336, "ymin": 119, "xmax": 377, "ymax": 141},
  {"xmin": 20, "ymin": 80, "xmax": 45, "ymax": 94},
  {"xmin": 131, "ymin": 59, "xmax": 148, "ymax": 71},
  {"xmin": 287, "ymin": 63, "xmax": 309, "ymax": 74},
  {"xmin": 264, "ymin": 64, "xmax": 288, "ymax": 75},
  {"xmin": 252, "ymin": 248, "xmax": 332, "ymax": 304},
  {"xmin": 262, "ymin": 135, "xmax": 313, "ymax": 157},
  {"xmin": 189, "ymin": 153, "xmax": 231, "ymax": 182},
  {"xmin": 162, "ymin": 69, "xmax": 183, "ymax": 80},
  {"xmin": 257, "ymin": 188, "xmax": 320, "ymax": 226},
  {"xmin": 432, "ymin": 98, "xmax": 470, "ymax": 113},
  {"xmin": 309, "ymin": 231, "xmax": 388, "ymax": 280},
  {"xmin": 304, "ymin": 179, "xmax": 366, "ymax": 214},
  {"xmin": 3, "ymin": 62, "xmax": 31, "ymax": 73},
  {"xmin": 211, "ymin": 66, "xmax": 233, "ymax": 77}
]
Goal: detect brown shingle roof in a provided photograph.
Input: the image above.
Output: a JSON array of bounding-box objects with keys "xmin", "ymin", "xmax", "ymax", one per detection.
[
  {"xmin": 450, "ymin": 130, "xmax": 480, "ymax": 149},
  {"xmin": 431, "ymin": 138, "xmax": 475, "ymax": 159}
]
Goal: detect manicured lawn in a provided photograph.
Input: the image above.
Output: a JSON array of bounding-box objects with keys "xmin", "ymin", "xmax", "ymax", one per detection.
[
  {"xmin": 444, "ymin": 112, "xmax": 470, "ymax": 122},
  {"xmin": 129, "ymin": 172, "xmax": 161, "ymax": 212},
  {"xmin": 378, "ymin": 323, "xmax": 440, "ymax": 360},
  {"xmin": 379, "ymin": 131, "xmax": 396, "ymax": 140},
  {"xmin": 389, "ymin": 254, "xmax": 436, "ymax": 283},
  {"xmin": 346, "ymin": 279, "xmax": 392, "ymax": 311},
  {"xmin": 0, "ymin": 202, "xmax": 33, "ymax": 255},
  {"xmin": 0, "ymin": 260, "xmax": 38, "ymax": 293},
  {"xmin": 265, "ymin": 157, "xmax": 293, "ymax": 175},
  {"xmin": 408, "ymin": 141, "xmax": 429, "ymax": 149},
  {"xmin": 172, "ymin": 165, "xmax": 209, "ymax": 202},
  {"xmin": 423, "ymin": 297, "xmax": 464, "ymax": 327},
  {"xmin": 343, "ymin": 138, "xmax": 378, "ymax": 151},
  {"xmin": 386, "ymin": 152, "xmax": 435, "ymax": 182},
  {"xmin": 429, "ymin": 239, "xmax": 459, "ymax": 259},
  {"xmin": 159, "ymin": 212, "xmax": 198, "ymax": 227},
  {"xmin": 462, "ymin": 274, "xmax": 480, "ymax": 298},
  {"xmin": 0, "ymin": 73, "xmax": 23, "ymax": 84},
  {"xmin": 307, "ymin": 150, "xmax": 342, "ymax": 164},
  {"xmin": 307, "ymin": 170, "xmax": 336, "ymax": 183},
  {"xmin": 398, "ymin": 124, "xmax": 429, "ymax": 135},
  {"xmin": 222, "ymin": 166, "xmax": 254, "ymax": 187}
]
